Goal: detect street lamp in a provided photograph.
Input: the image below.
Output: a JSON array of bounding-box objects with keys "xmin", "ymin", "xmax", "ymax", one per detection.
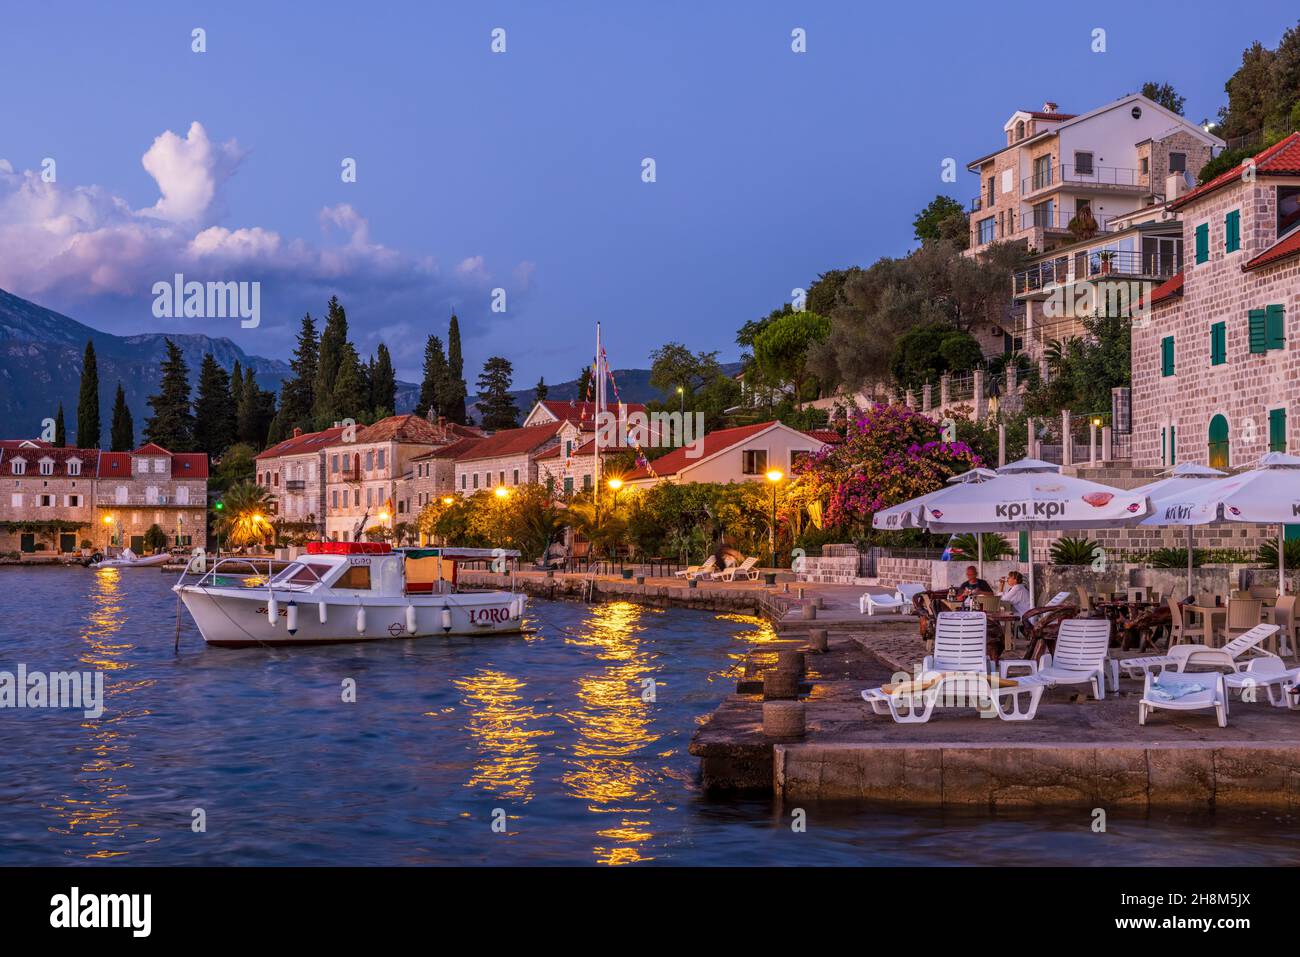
[
  {"xmin": 607, "ymin": 476, "xmax": 623, "ymax": 509},
  {"xmin": 676, "ymin": 385, "xmax": 684, "ymax": 414},
  {"xmin": 102, "ymin": 513, "xmax": 114, "ymax": 550},
  {"xmin": 493, "ymin": 486, "xmax": 510, "ymax": 544},
  {"xmin": 765, "ymin": 469, "xmax": 783, "ymax": 571}
]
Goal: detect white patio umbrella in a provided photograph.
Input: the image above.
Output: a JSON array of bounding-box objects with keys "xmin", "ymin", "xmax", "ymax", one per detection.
[
  {"xmin": 1129, "ymin": 462, "xmax": 1226, "ymax": 597},
  {"xmin": 871, "ymin": 468, "xmax": 998, "ymax": 532},
  {"xmin": 906, "ymin": 458, "xmax": 1149, "ymax": 603},
  {"xmin": 1142, "ymin": 452, "xmax": 1300, "ymax": 595}
]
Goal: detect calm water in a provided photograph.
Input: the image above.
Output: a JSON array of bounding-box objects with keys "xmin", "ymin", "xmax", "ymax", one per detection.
[{"xmin": 0, "ymin": 566, "xmax": 1296, "ymax": 866}]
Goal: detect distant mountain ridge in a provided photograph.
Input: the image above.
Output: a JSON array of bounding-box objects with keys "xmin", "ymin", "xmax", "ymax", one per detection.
[{"xmin": 0, "ymin": 287, "xmax": 707, "ymax": 442}]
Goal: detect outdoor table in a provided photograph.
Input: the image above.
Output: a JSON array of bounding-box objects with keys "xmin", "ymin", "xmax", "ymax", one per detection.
[
  {"xmin": 986, "ymin": 611, "xmax": 1020, "ymax": 653},
  {"xmin": 1185, "ymin": 603, "xmax": 1227, "ymax": 645}
]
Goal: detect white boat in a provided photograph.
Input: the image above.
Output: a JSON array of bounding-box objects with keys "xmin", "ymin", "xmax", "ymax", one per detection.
[
  {"xmin": 173, "ymin": 542, "xmax": 528, "ymax": 647},
  {"xmin": 91, "ymin": 547, "xmax": 173, "ymax": 569}
]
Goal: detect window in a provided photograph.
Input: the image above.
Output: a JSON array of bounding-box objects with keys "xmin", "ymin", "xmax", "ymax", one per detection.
[
  {"xmin": 1210, "ymin": 322, "xmax": 1226, "ymax": 365},
  {"xmin": 115, "ymin": 485, "xmax": 128, "ymax": 504},
  {"xmin": 1249, "ymin": 304, "xmax": 1285, "ymax": 353},
  {"xmin": 1032, "ymin": 155, "xmax": 1051, "ymax": 190},
  {"xmin": 985, "ymin": 176, "xmax": 995, "ymax": 207},
  {"xmin": 513, "ymin": 469, "xmax": 519, "ymax": 485},
  {"xmin": 353, "ymin": 488, "xmax": 360, "ymax": 506},
  {"xmin": 1194, "ymin": 223, "xmax": 1209, "ymax": 264},
  {"xmin": 331, "ymin": 454, "xmax": 339, "ymax": 473},
  {"xmin": 472, "ymin": 473, "xmax": 479, "ymax": 489},
  {"xmin": 462, "ymin": 474, "xmax": 467, "ymax": 489},
  {"xmin": 68, "ymin": 460, "xmax": 81, "ymax": 476},
  {"xmin": 67, "ymin": 494, "xmax": 80, "ymax": 507},
  {"xmin": 1032, "ymin": 200, "xmax": 1055, "ymax": 230},
  {"xmin": 145, "ymin": 486, "xmax": 159, "ymax": 505},
  {"xmin": 137, "ymin": 459, "xmax": 149, "ymax": 474},
  {"xmin": 1270, "ymin": 408, "xmax": 1288, "ymax": 453},
  {"xmin": 1161, "ymin": 336, "xmax": 1175, "ymax": 376},
  {"xmin": 152, "ymin": 458, "xmax": 165, "ymax": 473},
  {"xmin": 39, "ymin": 494, "xmax": 52, "ymax": 507},
  {"xmin": 9, "ymin": 493, "xmax": 19, "ymax": 507},
  {"xmin": 331, "ymin": 490, "xmax": 339, "ymax": 508},
  {"xmin": 1278, "ymin": 186, "xmax": 1300, "ymax": 238},
  {"xmin": 176, "ymin": 486, "xmax": 189, "ymax": 505},
  {"xmin": 1169, "ymin": 152, "xmax": 1186, "ymax": 174},
  {"xmin": 1140, "ymin": 156, "xmax": 1149, "ymax": 175},
  {"xmin": 1074, "ymin": 151, "xmax": 1094, "ymax": 176},
  {"xmin": 10, "ymin": 459, "xmax": 24, "ymax": 475},
  {"xmin": 499, "ymin": 471, "xmax": 505, "ymax": 486},
  {"xmin": 582, "ymin": 474, "xmax": 592, "ymax": 491},
  {"xmin": 365, "ymin": 488, "xmax": 373, "ymax": 507},
  {"xmin": 365, "ymin": 451, "xmax": 373, "ymax": 470},
  {"xmin": 334, "ymin": 564, "xmax": 372, "ymax": 590},
  {"xmin": 377, "ymin": 450, "xmax": 385, "ymax": 470},
  {"xmin": 1208, "ymin": 414, "xmax": 1230, "ymax": 468},
  {"xmin": 564, "ymin": 477, "xmax": 574, "ymax": 495},
  {"xmin": 742, "ymin": 449, "xmax": 769, "ymax": 475},
  {"xmin": 1015, "ymin": 120, "xmax": 1025, "ymax": 141},
  {"xmin": 977, "ymin": 217, "xmax": 995, "ymax": 244},
  {"xmin": 1225, "ymin": 209, "xmax": 1241, "ymax": 253}
]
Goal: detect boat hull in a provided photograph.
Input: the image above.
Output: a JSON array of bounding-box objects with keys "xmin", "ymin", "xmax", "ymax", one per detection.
[{"xmin": 178, "ymin": 586, "xmax": 527, "ymax": 647}]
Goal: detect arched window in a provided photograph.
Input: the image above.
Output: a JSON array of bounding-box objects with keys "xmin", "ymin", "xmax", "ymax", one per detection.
[
  {"xmin": 1015, "ymin": 120, "xmax": 1025, "ymax": 141},
  {"xmin": 1208, "ymin": 414, "xmax": 1230, "ymax": 468}
]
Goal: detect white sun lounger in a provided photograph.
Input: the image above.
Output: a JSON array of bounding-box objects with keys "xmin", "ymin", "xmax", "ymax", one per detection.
[
  {"xmin": 712, "ymin": 555, "xmax": 759, "ymax": 582},
  {"xmin": 862, "ymin": 671, "xmax": 1046, "ymax": 723},
  {"xmin": 1222, "ymin": 654, "xmax": 1300, "ymax": 708},
  {"xmin": 1139, "ymin": 671, "xmax": 1228, "ymax": 727},
  {"xmin": 999, "ymin": 617, "xmax": 1111, "ymax": 699},
  {"xmin": 673, "ymin": 555, "xmax": 717, "ymax": 580},
  {"xmin": 858, "ymin": 581, "xmax": 926, "ymax": 616},
  {"xmin": 923, "ymin": 611, "xmax": 990, "ymax": 674},
  {"xmin": 1118, "ymin": 623, "xmax": 1278, "ymax": 680}
]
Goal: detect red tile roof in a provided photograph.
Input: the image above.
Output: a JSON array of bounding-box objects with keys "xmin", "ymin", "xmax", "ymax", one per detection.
[
  {"xmin": 98, "ymin": 448, "xmax": 209, "ymax": 479},
  {"xmin": 1028, "ymin": 111, "xmax": 1076, "ymax": 121},
  {"xmin": 98, "ymin": 452, "xmax": 132, "ymax": 477},
  {"xmin": 0, "ymin": 439, "xmax": 51, "ymax": 451},
  {"xmin": 411, "ymin": 437, "xmax": 483, "ymax": 461},
  {"xmin": 1170, "ymin": 132, "xmax": 1300, "ymax": 211},
  {"xmin": 623, "ymin": 421, "xmax": 836, "ymax": 481},
  {"xmin": 1145, "ymin": 271, "xmax": 1184, "ymax": 306},
  {"xmin": 534, "ymin": 400, "xmax": 647, "ymax": 426},
  {"xmin": 131, "ymin": 442, "xmax": 172, "ymax": 456},
  {"xmin": 1244, "ymin": 227, "xmax": 1300, "ymax": 272},
  {"xmin": 0, "ymin": 445, "xmax": 100, "ymax": 477},
  {"xmin": 452, "ymin": 422, "xmax": 564, "ymax": 462},
  {"xmin": 257, "ymin": 425, "xmax": 349, "ymax": 460},
  {"xmin": 355, "ymin": 414, "xmax": 457, "ymax": 445},
  {"xmin": 171, "ymin": 453, "xmax": 209, "ymax": 479}
]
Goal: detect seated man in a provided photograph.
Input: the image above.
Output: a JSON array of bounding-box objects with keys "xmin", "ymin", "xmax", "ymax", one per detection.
[{"xmin": 952, "ymin": 565, "xmax": 993, "ymax": 605}]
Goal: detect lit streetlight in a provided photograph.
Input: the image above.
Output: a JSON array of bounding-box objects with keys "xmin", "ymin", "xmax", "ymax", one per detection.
[
  {"xmin": 765, "ymin": 469, "xmax": 783, "ymax": 571},
  {"xmin": 493, "ymin": 486, "xmax": 510, "ymax": 544},
  {"xmin": 676, "ymin": 385, "xmax": 684, "ymax": 414}
]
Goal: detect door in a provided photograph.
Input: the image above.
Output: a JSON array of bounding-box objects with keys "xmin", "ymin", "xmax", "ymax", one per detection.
[
  {"xmin": 59, "ymin": 533, "xmax": 76, "ymax": 553},
  {"xmin": 20, "ymin": 533, "xmax": 35, "ymax": 553},
  {"xmin": 130, "ymin": 535, "xmax": 145, "ymax": 553}
]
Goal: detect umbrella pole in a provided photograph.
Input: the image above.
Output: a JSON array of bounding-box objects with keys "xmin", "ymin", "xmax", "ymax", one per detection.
[
  {"xmin": 1027, "ymin": 530, "xmax": 1034, "ymax": 605},
  {"xmin": 1186, "ymin": 525, "xmax": 1193, "ymax": 599},
  {"xmin": 977, "ymin": 534, "xmax": 984, "ymax": 578},
  {"xmin": 1280, "ymin": 525, "xmax": 1287, "ymax": 597}
]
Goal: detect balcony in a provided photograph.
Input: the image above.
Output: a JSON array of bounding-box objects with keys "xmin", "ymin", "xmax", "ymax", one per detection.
[
  {"xmin": 1023, "ymin": 164, "xmax": 1149, "ymax": 197},
  {"xmin": 285, "ymin": 479, "xmax": 307, "ymax": 491},
  {"xmin": 339, "ymin": 468, "xmax": 361, "ymax": 483},
  {"xmin": 1014, "ymin": 247, "xmax": 1183, "ymax": 297},
  {"xmin": 1019, "ymin": 209, "xmax": 1116, "ymax": 235}
]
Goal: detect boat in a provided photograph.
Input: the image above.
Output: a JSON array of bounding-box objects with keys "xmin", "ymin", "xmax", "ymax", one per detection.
[
  {"xmin": 173, "ymin": 542, "xmax": 527, "ymax": 647},
  {"xmin": 90, "ymin": 547, "xmax": 174, "ymax": 569}
]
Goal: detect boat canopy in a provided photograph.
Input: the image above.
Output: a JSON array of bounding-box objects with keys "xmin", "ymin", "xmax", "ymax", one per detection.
[{"xmin": 399, "ymin": 547, "xmax": 522, "ymax": 560}]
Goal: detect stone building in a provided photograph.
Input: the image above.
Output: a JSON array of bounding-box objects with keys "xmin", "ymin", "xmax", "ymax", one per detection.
[
  {"xmin": 95, "ymin": 443, "xmax": 209, "ymax": 551},
  {"xmin": 451, "ymin": 421, "xmax": 565, "ymax": 496},
  {"xmin": 255, "ymin": 424, "xmax": 347, "ymax": 535},
  {"xmin": 0, "ymin": 441, "xmax": 100, "ymax": 555}
]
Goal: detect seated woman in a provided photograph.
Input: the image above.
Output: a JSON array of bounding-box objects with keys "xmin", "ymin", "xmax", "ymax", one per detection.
[{"xmin": 999, "ymin": 571, "xmax": 1033, "ymax": 617}]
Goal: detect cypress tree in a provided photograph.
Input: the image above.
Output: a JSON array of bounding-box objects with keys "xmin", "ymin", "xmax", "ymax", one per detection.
[
  {"xmin": 76, "ymin": 340, "xmax": 101, "ymax": 449},
  {"xmin": 331, "ymin": 342, "xmax": 368, "ymax": 423},
  {"xmin": 534, "ymin": 377, "xmax": 549, "ymax": 403},
  {"xmin": 193, "ymin": 353, "xmax": 236, "ymax": 455},
  {"xmin": 143, "ymin": 339, "xmax": 194, "ymax": 451},
  {"xmin": 418, "ymin": 334, "xmax": 450, "ymax": 418},
  {"xmin": 313, "ymin": 296, "xmax": 348, "ymax": 425},
  {"xmin": 110, "ymin": 383, "xmax": 135, "ymax": 452},
  {"xmin": 371, "ymin": 343, "xmax": 396, "ymax": 418},
  {"xmin": 54, "ymin": 403, "xmax": 66, "ymax": 447},
  {"xmin": 446, "ymin": 313, "xmax": 468, "ymax": 424}
]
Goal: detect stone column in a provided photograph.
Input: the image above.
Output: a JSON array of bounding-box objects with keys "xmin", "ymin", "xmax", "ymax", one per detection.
[
  {"xmin": 1089, "ymin": 420, "xmax": 1098, "ymax": 466},
  {"xmin": 1026, "ymin": 416, "xmax": 1037, "ymax": 459},
  {"xmin": 904, "ymin": 389, "xmax": 914, "ymax": 409},
  {"xmin": 972, "ymin": 369, "xmax": 986, "ymax": 420},
  {"xmin": 1039, "ymin": 356, "xmax": 1050, "ymax": 384},
  {"xmin": 1006, "ymin": 363, "xmax": 1017, "ymax": 396},
  {"xmin": 940, "ymin": 374, "xmax": 951, "ymax": 408},
  {"xmin": 922, "ymin": 383, "xmax": 932, "ymax": 411},
  {"xmin": 1061, "ymin": 410, "xmax": 1073, "ymax": 466},
  {"xmin": 1102, "ymin": 425, "xmax": 1113, "ymax": 462},
  {"xmin": 998, "ymin": 423, "xmax": 1007, "ymax": 467}
]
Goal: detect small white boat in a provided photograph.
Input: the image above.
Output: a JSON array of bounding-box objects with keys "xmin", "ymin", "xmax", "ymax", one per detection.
[
  {"xmin": 91, "ymin": 547, "xmax": 173, "ymax": 569},
  {"xmin": 173, "ymin": 542, "xmax": 527, "ymax": 647}
]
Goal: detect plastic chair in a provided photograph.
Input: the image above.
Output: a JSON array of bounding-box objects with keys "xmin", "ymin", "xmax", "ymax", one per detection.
[
  {"xmin": 1222, "ymin": 598, "xmax": 1263, "ymax": 648},
  {"xmin": 1267, "ymin": 595, "xmax": 1298, "ymax": 656},
  {"xmin": 1168, "ymin": 597, "xmax": 1208, "ymax": 647}
]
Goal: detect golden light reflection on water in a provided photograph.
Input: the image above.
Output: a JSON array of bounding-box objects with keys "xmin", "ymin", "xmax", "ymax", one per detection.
[
  {"xmin": 454, "ymin": 670, "xmax": 552, "ymax": 802},
  {"xmin": 710, "ymin": 613, "xmax": 779, "ymax": 683},
  {"xmin": 560, "ymin": 601, "xmax": 662, "ymax": 865},
  {"xmin": 45, "ymin": 567, "xmax": 157, "ymax": 860}
]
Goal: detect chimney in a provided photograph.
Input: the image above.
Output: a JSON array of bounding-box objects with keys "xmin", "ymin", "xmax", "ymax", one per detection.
[
  {"xmin": 292, "ymin": 427, "xmax": 302, "ymax": 438},
  {"xmin": 1042, "ymin": 101, "xmax": 1059, "ymax": 113},
  {"xmin": 1166, "ymin": 172, "xmax": 1190, "ymax": 199}
]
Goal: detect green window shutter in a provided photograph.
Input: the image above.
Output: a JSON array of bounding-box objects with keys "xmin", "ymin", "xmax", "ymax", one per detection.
[
  {"xmin": 1270, "ymin": 407, "xmax": 1287, "ymax": 453},
  {"xmin": 1225, "ymin": 210, "xmax": 1240, "ymax": 252},
  {"xmin": 1170, "ymin": 425, "xmax": 1176, "ymax": 465},
  {"xmin": 1249, "ymin": 308, "xmax": 1268, "ymax": 353},
  {"xmin": 1210, "ymin": 321, "xmax": 1226, "ymax": 365},
  {"xmin": 1195, "ymin": 223, "xmax": 1209, "ymax": 264},
  {"xmin": 1208, "ymin": 414, "xmax": 1230, "ymax": 469},
  {"xmin": 1161, "ymin": 335, "xmax": 1174, "ymax": 376},
  {"xmin": 1266, "ymin": 303, "xmax": 1285, "ymax": 350}
]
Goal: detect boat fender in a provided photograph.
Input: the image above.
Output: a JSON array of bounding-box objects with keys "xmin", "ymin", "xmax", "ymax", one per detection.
[
  {"xmin": 319, "ymin": 601, "xmax": 328, "ymax": 624},
  {"xmin": 286, "ymin": 600, "xmax": 299, "ymax": 636},
  {"xmin": 510, "ymin": 596, "xmax": 522, "ymax": 620},
  {"xmin": 356, "ymin": 605, "xmax": 367, "ymax": 635},
  {"xmin": 267, "ymin": 595, "xmax": 279, "ymax": 628},
  {"xmin": 406, "ymin": 604, "xmax": 418, "ymax": 636},
  {"xmin": 441, "ymin": 606, "xmax": 452, "ymax": 632}
]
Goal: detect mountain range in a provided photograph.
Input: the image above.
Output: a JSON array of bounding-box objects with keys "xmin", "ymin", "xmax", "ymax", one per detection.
[{"xmin": 0, "ymin": 287, "xmax": 703, "ymax": 444}]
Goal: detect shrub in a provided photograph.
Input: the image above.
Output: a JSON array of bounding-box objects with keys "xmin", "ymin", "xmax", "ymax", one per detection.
[
  {"xmin": 1049, "ymin": 536, "xmax": 1102, "ymax": 566},
  {"xmin": 949, "ymin": 532, "xmax": 1014, "ymax": 561}
]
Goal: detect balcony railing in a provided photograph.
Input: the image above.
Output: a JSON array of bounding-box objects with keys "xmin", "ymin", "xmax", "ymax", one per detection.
[
  {"xmin": 1019, "ymin": 209, "xmax": 1116, "ymax": 233},
  {"xmin": 285, "ymin": 479, "xmax": 307, "ymax": 491},
  {"xmin": 339, "ymin": 468, "xmax": 362, "ymax": 483},
  {"xmin": 1023, "ymin": 164, "xmax": 1149, "ymax": 194},
  {"xmin": 1013, "ymin": 247, "xmax": 1184, "ymax": 295}
]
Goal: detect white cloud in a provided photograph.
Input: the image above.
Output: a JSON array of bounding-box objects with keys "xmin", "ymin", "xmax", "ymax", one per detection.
[{"xmin": 139, "ymin": 121, "xmax": 245, "ymax": 224}]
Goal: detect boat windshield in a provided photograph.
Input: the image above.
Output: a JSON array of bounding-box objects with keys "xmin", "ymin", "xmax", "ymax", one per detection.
[{"xmin": 269, "ymin": 561, "xmax": 333, "ymax": 589}]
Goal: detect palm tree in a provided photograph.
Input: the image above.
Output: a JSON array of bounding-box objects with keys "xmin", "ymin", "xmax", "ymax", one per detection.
[{"xmin": 215, "ymin": 480, "xmax": 276, "ymax": 549}]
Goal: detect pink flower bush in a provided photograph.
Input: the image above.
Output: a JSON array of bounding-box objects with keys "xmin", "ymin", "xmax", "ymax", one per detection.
[{"xmin": 795, "ymin": 403, "xmax": 982, "ymax": 530}]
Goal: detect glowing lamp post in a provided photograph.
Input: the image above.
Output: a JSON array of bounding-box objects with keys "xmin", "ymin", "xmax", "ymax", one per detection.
[
  {"xmin": 102, "ymin": 513, "xmax": 115, "ymax": 550},
  {"xmin": 765, "ymin": 469, "xmax": 784, "ymax": 570},
  {"xmin": 494, "ymin": 486, "xmax": 510, "ymax": 543}
]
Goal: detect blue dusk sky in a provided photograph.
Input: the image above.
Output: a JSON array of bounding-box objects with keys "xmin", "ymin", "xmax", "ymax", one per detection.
[{"xmin": 1, "ymin": 1, "xmax": 1296, "ymax": 385}]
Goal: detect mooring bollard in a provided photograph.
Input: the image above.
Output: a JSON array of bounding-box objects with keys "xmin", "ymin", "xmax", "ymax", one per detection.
[
  {"xmin": 762, "ymin": 700, "xmax": 805, "ymax": 737},
  {"xmin": 762, "ymin": 670, "xmax": 800, "ymax": 700},
  {"xmin": 813, "ymin": 596, "xmax": 826, "ymax": 610},
  {"xmin": 807, "ymin": 628, "xmax": 828, "ymax": 653},
  {"xmin": 776, "ymin": 650, "xmax": 806, "ymax": 676},
  {"xmin": 800, "ymin": 604, "xmax": 817, "ymax": 621}
]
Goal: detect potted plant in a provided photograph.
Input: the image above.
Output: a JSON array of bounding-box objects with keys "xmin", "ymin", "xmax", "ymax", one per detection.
[{"xmin": 1097, "ymin": 250, "xmax": 1115, "ymax": 275}]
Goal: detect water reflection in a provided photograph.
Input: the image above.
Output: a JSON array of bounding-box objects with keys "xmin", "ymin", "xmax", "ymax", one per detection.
[
  {"xmin": 561, "ymin": 601, "xmax": 659, "ymax": 865},
  {"xmin": 45, "ymin": 567, "xmax": 155, "ymax": 860},
  {"xmin": 710, "ymin": 613, "xmax": 778, "ymax": 683},
  {"xmin": 455, "ymin": 669, "xmax": 551, "ymax": 803}
]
